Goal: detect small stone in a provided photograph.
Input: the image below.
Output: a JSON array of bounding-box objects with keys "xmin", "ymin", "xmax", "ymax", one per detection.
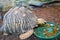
[{"xmin": 3, "ymin": 32, "xmax": 8, "ymax": 36}]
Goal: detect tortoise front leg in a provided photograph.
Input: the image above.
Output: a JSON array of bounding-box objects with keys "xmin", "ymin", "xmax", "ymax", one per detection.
[{"xmin": 19, "ymin": 29, "xmax": 34, "ymax": 40}]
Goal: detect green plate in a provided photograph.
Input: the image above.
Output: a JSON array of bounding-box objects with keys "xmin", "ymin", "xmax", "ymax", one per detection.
[{"xmin": 34, "ymin": 22, "xmax": 60, "ymax": 39}]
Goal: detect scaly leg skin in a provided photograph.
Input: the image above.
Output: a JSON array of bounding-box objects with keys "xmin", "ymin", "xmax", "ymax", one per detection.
[
  {"xmin": 19, "ymin": 29, "xmax": 34, "ymax": 40},
  {"xmin": 3, "ymin": 32, "xmax": 8, "ymax": 36}
]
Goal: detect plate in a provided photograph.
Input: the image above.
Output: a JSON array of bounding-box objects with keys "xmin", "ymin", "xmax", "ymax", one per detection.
[{"xmin": 34, "ymin": 22, "xmax": 60, "ymax": 39}]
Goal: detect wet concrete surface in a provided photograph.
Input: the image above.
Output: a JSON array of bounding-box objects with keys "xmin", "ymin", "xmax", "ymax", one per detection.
[{"xmin": 0, "ymin": 6, "xmax": 60, "ymax": 40}]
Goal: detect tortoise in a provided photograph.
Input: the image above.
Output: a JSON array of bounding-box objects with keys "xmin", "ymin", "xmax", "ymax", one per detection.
[{"xmin": 0, "ymin": 6, "xmax": 46, "ymax": 40}]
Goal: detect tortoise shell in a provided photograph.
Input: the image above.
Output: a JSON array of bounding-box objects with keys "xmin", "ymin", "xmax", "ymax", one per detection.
[{"xmin": 1, "ymin": 7, "xmax": 38, "ymax": 35}]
